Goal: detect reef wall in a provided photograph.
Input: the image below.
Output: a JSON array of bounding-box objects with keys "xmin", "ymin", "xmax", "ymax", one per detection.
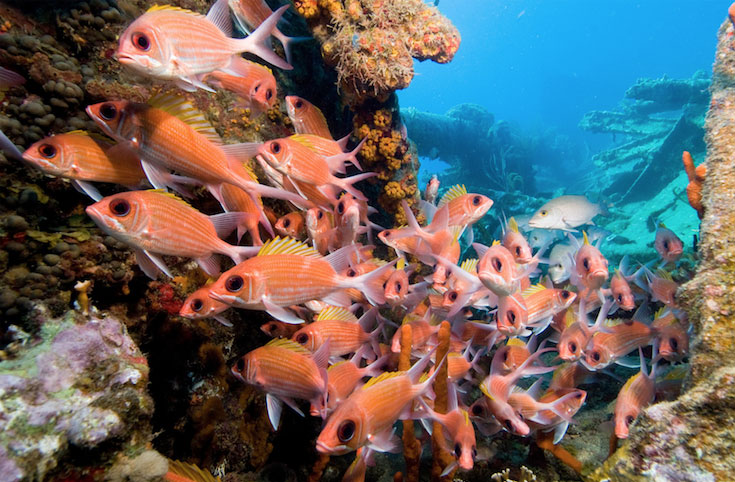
[{"xmin": 593, "ymin": 19, "xmax": 735, "ymax": 482}]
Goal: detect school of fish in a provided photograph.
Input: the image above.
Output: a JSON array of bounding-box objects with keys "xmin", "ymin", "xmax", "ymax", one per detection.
[{"xmin": 15, "ymin": 0, "xmax": 694, "ymax": 477}]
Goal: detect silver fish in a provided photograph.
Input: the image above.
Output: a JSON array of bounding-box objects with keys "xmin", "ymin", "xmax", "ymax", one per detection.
[
  {"xmin": 528, "ymin": 195, "xmax": 603, "ymax": 231},
  {"xmin": 547, "ymin": 242, "xmax": 575, "ymax": 284}
]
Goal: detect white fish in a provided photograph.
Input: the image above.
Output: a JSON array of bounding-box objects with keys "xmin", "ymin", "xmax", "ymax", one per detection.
[
  {"xmin": 547, "ymin": 243, "xmax": 575, "ymax": 284},
  {"xmin": 528, "ymin": 195, "xmax": 604, "ymax": 232},
  {"xmin": 527, "ymin": 229, "xmax": 561, "ymax": 249}
]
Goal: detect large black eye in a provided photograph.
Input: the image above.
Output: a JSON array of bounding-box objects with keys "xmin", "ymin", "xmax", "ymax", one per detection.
[
  {"xmin": 337, "ymin": 420, "xmax": 356, "ymax": 443},
  {"xmin": 270, "ymin": 142, "xmax": 281, "ymax": 154},
  {"xmin": 617, "ymin": 294, "xmax": 623, "ymax": 303},
  {"xmin": 110, "ymin": 198, "xmax": 130, "ymax": 216},
  {"xmin": 561, "ymin": 290, "xmax": 570, "ymax": 299},
  {"xmin": 472, "ymin": 447, "xmax": 477, "ymax": 458},
  {"xmin": 295, "ymin": 99, "xmax": 303, "ymax": 108},
  {"xmin": 265, "ymin": 89, "xmax": 273, "ymax": 101},
  {"xmin": 449, "ymin": 291, "xmax": 458, "ymax": 302},
  {"xmin": 471, "ymin": 404, "xmax": 484, "ymax": 416},
  {"xmin": 225, "ymin": 275, "xmax": 244, "ymax": 292},
  {"xmin": 347, "ymin": 268, "xmax": 357, "ymax": 277},
  {"xmin": 492, "ymin": 258, "xmax": 502, "ymax": 272},
  {"xmin": 472, "ymin": 196, "xmax": 481, "ymax": 206},
  {"xmin": 663, "ymin": 240, "xmax": 669, "ymax": 250},
  {"xmin": 191, "ymin": 298, "xmax": 204, "ymax": 312},
  {"xmin": 454, "ymin": 443, "xmax": 461, "ymax": 457},
  {"xmin": 236, "ymin": 358, "xmax": 245, "ymax": 371},
  {"xmin": 670, "ymin": 337, "xmax": 678, "ymax": 350},
  {"xmin": 625, "ymin": 415, "xmax": 635, "ymax": 426},
  {"xmin": 296, "ymin": 333, "xmax": 308, "ymax": 344},
  {"xmin": 575, "ymin": 392, "xmax": 583, "ymax": 399},
  {"xmin": 515, "ymin": 246, "xmax": 521, "ymax": 256},
  {"xmin": 507, "ymin": 311, "xmax": 516, "ymax": 324},
  {"xmin": 592, "ymin": 351, "xmax": 601, "ymax": 362},
  {"xmin": 395, "ymin": 282, "xmax": 402, "ymax": 292},
  {"xmin": 583, "ymin": 258, "xmax": 590, "ymax": 271},
  {"xmin": 254, "ymin": 84, "xmax": 260, "ymax": 93},
  {"xmin": 317, "ymin": 211, "xmax": 324, "ymax": 220},
  {"xmin": 39, "ymin": 143, "xmax": 57, "ymax": 158},
  {"xmin": 569, "ymin": 341, "xmax": 577, "ymax": 353},
  {"xmin": 504, "ymin": 420, "xmax": 513, "ymax": 431},
  {"xmin": 267, "ymin": 324, "xmax": 277, "ymax": 333},
  {"xmin": 502, "ymin": 350, "xmax": 508, "ymax": 362},
  {"xmin": 283, "ymin": 218, "xmax": 291, "ymax": 228},
  {"xmin": 337, "ymin": 202, "xmax": 345, "ymax": 214},
  {"xmin": 132, "ymin": 32, "xmax": 150, "ymax": 51},
  {"xmin": 100, "ymin": 103, "xmax": 118, "ymax": 121}
]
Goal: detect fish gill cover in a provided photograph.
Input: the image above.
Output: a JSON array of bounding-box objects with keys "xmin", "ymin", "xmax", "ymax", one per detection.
[{"xmin": 0, "ymin": 0, "xmax": 729, "ymax": 481}]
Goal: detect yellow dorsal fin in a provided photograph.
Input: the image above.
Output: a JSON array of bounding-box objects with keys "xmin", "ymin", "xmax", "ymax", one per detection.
[
  {"xmin": 257, "ymin": 236, "xmax": 321, "ymax": 258},
  {"xmin": 461, "ymin": 408, "xmax": 471, "ymax": 426},
  {"xmin": 506, "ymin": 337, "xmax": 526, "ymax": 347},
  {"xmin": 363, "ymin": 370, "xmax": 404, "ymax": 390},
  {"xmin": 429, "ymin": 313, "xmax": 443, "ymax": 326},
  {"xmin": 582, "ymin": 231, "xmax": 590, "ymax": 245},
  {"xmin": 396, "ymin": 257, "xmax": 406, "ymax": 271},
  {"xmin": 621, "ymin": 371, "xmax": 642, "ymax": 392},
  {"xmin": 165, "ymin": 460, "xmax": 221, "ymax": 482},
  {"xmin": 603, "ymin": 317, "xmax": 623, "ymax": 327},
  {"xmin": 658, "ymin": 222, "xmax": 667, "ymax": 229},
  {"xmin": 438, "ymin": 184, "xmax": 467, "ymax": 208},
  {"xmin": 147, "ymin": 4, "xmax": 201, "ymax": 15},
  {"xmin": 460, "ymin": 258, "xmax": 479, "ymax": 273},
  {"xmin": 447, "ymin": 351, "xmax": 462, "ymax": 358},
  {"xmin": 148, "ymin": 93, "xmax": 221, "ymax": 145},
  {"xmin": 491, "ymin": 240, "xmax": 501, "ymax": 247},
  {"xmin": 242, "ymin": 162, "xmax": 258, "ymax": 182},
  {"xmin": 508, "ymin": 217, "xmax": 519, "ymax": 233},
  {"xmin": 265, "ymin": 338, "xmax": 311, "ymax": 355},
  {"xmin": 289, "ymin": 134, "xmax": 322, "ymax": 151},
  {"xmin": 654, "ymin": 307, "xmax": 668, "ymax": 320},
  {"xmin": 316, "ymin": 305, "xmax": 358, "ymax": 322},
  {"xmin": 449, "ymin": 225, "xmax": 463, "ymax": 243},
  {"xmin": 328, "ymin": 359, "xmax": 348, "ymax": 372},
  {"xmin": 418, "ymin": 372, "xmax": 430, "ymax": 383},
  {"xmin": 564, "ymin": 309, "xmax": 576, "ymax": 328},
  {"xmin": 521, "ymin": 283, "xmax": 547, "ymax": 297},
  {"xmin": 479, "ymin": 379, "xmax": 495, "ymax": 401},
  {"xmin": 655, "ymin": 269, "xmax": 673, "ymax": 281},
  {"xmin": 148, "ymin": 189, "xmax": 194, "ymax": 209}
]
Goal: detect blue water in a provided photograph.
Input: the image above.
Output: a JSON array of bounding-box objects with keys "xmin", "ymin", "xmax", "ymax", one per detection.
[{"xmin": 400, "ymin": 0, "xmax": 723, "ymax": 150}]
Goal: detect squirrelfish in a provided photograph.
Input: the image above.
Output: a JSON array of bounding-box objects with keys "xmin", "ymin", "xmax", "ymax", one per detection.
[
  {"xmin": 204, "ymin": 57, "xmax": 277, "ymax": 115},
  {"xmin": 584, "ymin": 319, "xmax": 653, "ymax": 370},
  {"xmin": 476, "ymin": 242, "xmax": 524, "ymax": 297},
  {"xmin": 384, "ymin": 261, "xmax": 410, "ymax": 306},
  {"xmin": 261, "ymin": 320, "xmax": 302, "ymax": 338},
  {"xmin": 292, "ymin": 306, "xmax": 380, "ymax": 357},
  {"xmin": 652, "ymin": 309, "xmax": 689, "ymax": 362},
  {"xmin": 86, "ymin": 190, "xmax": 257, "ymax": 278},
  {"xmin": 180, "ymin": 283, "xmax": 232, "ymax": 326},
  {"xmin": 231, "ymin": 338, "xmax": 330, "ymax": 429},
  {"xmin": 425, "ymin": 174, "xmax": 440, "ymax": 205},
  {"xmin": 228, "ymin": 0, "xmax": 302, "ymax": 65},
  {"xmin": 23, "ymin": 131, "xmax": 145, "ymax": 201},
  {"xmin": 285, "ymin": 96, "xmax": 333, "ymax": 139},
  {"xmin": 572, "ymin": 232, "xmax": 609, "ymax": 294},
  {"xmin": 609, "ymin": 257, "xmax": 635, "ymax": 311},
  {"xmin": 654, "ymin": 223, "xmax": 683, "ymax": 264},
  {"xmin": 522, "ymin": 285, "xmax": 576, "ymax": 331},
  {"xmin": 435, "ymin": 184, "xmax": 493, "ymax": 229},
  {"xmin": 316, "ymin": 351, "xmax": 441, "ymax": 454},
  {"xmin": 208, "ymin": 237, "xmax": 392, "ymax": 323},
  {"xmin": 496, "ymin": 294, "xmax": 529, "ymax": 337},
  {"xmin": 116, "ymin": 2, "xmax": 290, "ymax": 91},
  {"xmin": 510, "ymin": 384, "xmax": 587, "ymax": 444},
  {"xmin": 321, "ymin": 349, "xmax": 388, "ymax": 412},
  {"xmin": 306, "ymin": 208, "xmax": 334, "ymax": 255},
  {"xmin": 503, "ymin": 217, "xmax": 533, "ymax": 264},
  {"xmin": 613, "ymin": 348, "xmax": 656, "ymax": 439},
  {"xmin": 275, "ymin": 211, "xmax": 306, "ymax": 240}
]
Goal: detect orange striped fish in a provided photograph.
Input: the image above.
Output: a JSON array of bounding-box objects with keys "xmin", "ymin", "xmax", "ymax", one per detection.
[
  {"xmin": 652, "ymin": 309, "xmax": 689, "ymax": 362},
  {"xmin": 502, "ymin": 217, "xmax": 533, "ymax": 264},
  {"xmin": 86, "ymin": 190, "xmax": 257, "ymax": 278},
  {"xmin": 285, "ymin": 96, "xmax": 333, "ymax": 139},
  {"xmin": 219, "ymin": 180, "xmax": 269, "ymax": 246},
  {"xmin": 257, "ymin": 137, "xmax": 374, "ymax": 202},
  {"xmin": 231, "ymin": 338, "xmax": 330, "ymax": 429},
  {"xmin": 522, "ymin": 285, "xmax": 576, "ymax": 331},
  {"xmin": 339, "ymin": 260, "xmax": 388, "ymax": 304},
  {"xmin": 476, "ymin": 242, "xmax": 524, "ymax": 297},
  {"xmin": 390, "ymin": 315, "xmax": 440, "ymax": 354},
  {"xmin": 86, "ymin": 95, "xmax": 305, "ymax": 215},
  {"xmin": 320, "ymin": 349, "xmax": 388, "ymax": 413},
  {"xmin": 228, "ymin": 0, "xmax": 303, "ymax": 64},
  {"xmin": 510, "ymin": 385, "xmax": 587, "ymax": 443},
  {"xmin": 306, "ymin": 208, "xmax": 334, "ymax": 255},
  {"xmin": 208, "ymin": 237, "xmax": 393, "ymax": 323},
  {"xmin": 116, "ymin": 2, "xmax": 290, "ymax": 90},
  {"xmin": 261, "ymin": 320, "xmax": 301, "ymax": 338},
  {"xmin": 204, "ymin": 57, "xmax": 277, "ymax": 115},
  {"xmin": 549, "ymin": 362, "xmax": 593, "ymax": 391},
  {"xmin": 292, "ymin": 306, "xmax": 379, "ymax": 357},
  {"xmin": 23, "ymin": 131, "xmax": 145, "ymax": 200},
  {"xmin": 584, "ymin": 319, "xmax": 653, "ymax": 370},
  {"xmin": 434, "ymin": 184, "xmax": 493, "ymax": 229},
  {"xmin": 275, "ymin": 211, "xmax": 306, "ymax": 240},
  {"xmin": 180, "ymin": 284, "xmax": 232, "ymax": 326},
  {"xmin": 614, "ymin": 349, "xmax": 655, "ymax": 439},
  {"xmin": 316, "ymin": 351, "xmax": 441, "ymax": 454}
]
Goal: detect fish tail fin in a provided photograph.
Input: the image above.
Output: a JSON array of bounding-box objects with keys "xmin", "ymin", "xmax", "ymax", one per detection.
[
  {"xmin": 342, "ymin": 259, "xmax": 397, "ymax": 306},
  {"xmin": 271, "ymin": 27, "xmax": 312, "ymax": 66},
  {"xmin": 230, "ymin": 6, "xmax": 293, "ymax": 70},
  {"xmin": 334, "ymin": 172, "xmax": 377, "ymax": 201}
]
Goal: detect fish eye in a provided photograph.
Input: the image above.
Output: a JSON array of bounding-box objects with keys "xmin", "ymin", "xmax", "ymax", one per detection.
[
  {"xmin": 472, "ymin": 447, "xmax": 477, "ymax": 458},
  {"xmin": 454, "ymin": 443, "xmax": 462, "ymax": 457},
  {"xmin": 582, "ymin": 258, "xmax": 590, "ymax": 271},
  {"xmin": 561, "ymin": 290, "xmax": 570, "ymax": 299},
  {"xmin": 337, "ymin": 419, "xmax": 356, "ymax": 442},
  {"xmin": 515, "ymin": 246, "xmax": 521, "ymax": 256},
  {"xmin": 472, "ymin": 196, "xmax": 481, "ymax": 206},
  {"xmin": 449, "ymin": 291, "xmax": 458, "ymax": 302},
  {"xmin": 191, "ymin": 298, "xmax": 204, "ymax": 312},
  {"xmin": 502, "ymin": 350, "xmax": 508, "ymax": 362},
  {"xmin": 295, "ymin": 99, "xmax": 304, "ymax": 109},
  {"xmin": 395, "ymin": 281, "xmax": 402, "ymax": 292},
  {"xmin": 132, "ymin": 32, "xmax": 150, "ymax": 51},
  {"xmin": 555, "ymin": 263, "xmax": 562, "ymax": 269},
  {"xmin": 492, "ymin": 257, "xmax": 502, "ymax": 272},
  {"xmin": 110, "ymin": 198, "xmax": 130, "ymax": 216},
  {"xmin": 267, "ymin": 324, "xmax": 276, "ymax": 333},
  {"xmin": 283, "ymin": 218, "xmax": 291, "ymax": 228},
  {"xmin": 540, "ymin": 210, "xmax": 548, "ymax": 216},
  {"xmin": 270, "ymin": 142, "xmax": 281, "ymax": 154},
  {"xmin": 39, "ymin": 143, "xmax": 57, "ymax": 158},
  {"xmin": 236, "ymin": 358, "xmax": 245, "ymax": 371},
  {"xmin": 670, "ymin": 337, "xmax": 678, "ymax": 350},
  {"xmin": 471, "ymin": 404, "xmax": 484, "ymax": 416},
  {"xmin": 617, "ymin": 294, "xmax": 623, "ymax": 303},
  {"xmin": 592, "ymin": 351, "xmax": 601, "ymax": 362},
  {"xmin": 507, "ymin": 311, "xmax": 516, "ymax": 324},
  {"xmin": 337, "ymin": 202, "xmax": 345, "ymax": 214},
  {"xmin": 266, "ymin": 89, "xmax": 273, "ymax": 101},
  {"xmin": 568, "ymin": 341, "xmax": 577, "ymax": 353},
  {"xmin": 99, "ymin": 103, "xmax": 118, "ymax": 121},
  {"xmin": 663, "ymin": 240, "xmax": 669, "ymax": 250},
  {"xmin": 225, "ymin": 275, "xmax": 244, "ymax": 292},
  {"xmin": 253, "ymin": 84, "xmax": 260, "ymax": 93},
  {"xmin": 575, "ymin": 392, "xmax": 583, "ymax": 399},
  {"xmin": 504, "ymin": 419, "xmax": 513, "ymax": 431},
  {"xmin": 347, "ymin": 268, "xmax": 357, "ymax": 277},
  {"xmin": 317, "ymin": 211, "xmax": 324, "ymax": 219},
  {"xmin": 296, "ymin": 333, "xmax": 309, "ymax": 344},
  {"xmin": 625, "ymin": 415, "xmax": 635, "ymax": 426}
]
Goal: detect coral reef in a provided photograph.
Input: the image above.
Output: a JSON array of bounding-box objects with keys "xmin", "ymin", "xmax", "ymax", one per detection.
[
  {"xmin": 0, "ymin": 307, "xmax": 152, "ymax": 481},
  {"xmin": 593, "ymin": 18, "xmax": 735, "ymax": 481}
]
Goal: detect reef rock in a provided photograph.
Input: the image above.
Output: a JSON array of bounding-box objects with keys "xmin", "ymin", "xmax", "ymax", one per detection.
[
  {"xmin": 0, "ymin": 307, "xmax": 152, "ymax": 481},
  {"xmin": 593, "ymin": 18, "xmax": 735, "ymax": 482}
]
